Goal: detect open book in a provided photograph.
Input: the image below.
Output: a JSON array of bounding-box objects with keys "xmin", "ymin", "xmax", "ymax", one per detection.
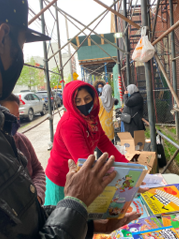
[{"xmin": 77, "ymin": 159, "xmax": 148, "ymax": 219}]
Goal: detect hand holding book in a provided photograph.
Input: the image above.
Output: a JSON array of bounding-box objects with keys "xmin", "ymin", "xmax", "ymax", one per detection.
[{"xmin": 64, "ymin": 153, "xmax": 117, "ymax": 207}]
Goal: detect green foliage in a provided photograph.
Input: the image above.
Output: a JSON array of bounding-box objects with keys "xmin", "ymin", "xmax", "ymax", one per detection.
[
  {"xmin": 65, "ymin": 74, "xmax": 71, "ymax": 83},
  {"xmin": 145, "ymin": 126, "xmax": 179, "ymax": 164},
  {"xmin": 50, "ymin": 67, "xmax": 61, "ymax": 88},
  {"xmin": 17, "ymin": 57, "xmax": 43, "ymax": 90}
]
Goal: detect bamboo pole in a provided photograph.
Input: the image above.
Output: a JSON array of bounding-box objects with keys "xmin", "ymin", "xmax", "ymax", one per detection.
[
  {"xmin": 93, "ymin": 0, "xmax": 141, "ymax": 29},
  {"xmin": 152, "ymin": 20, "xmax": 179, "ymax": 46},
  {"xmin": 28, "ymin": 0, "xmax": 57, "ymax": 25}
]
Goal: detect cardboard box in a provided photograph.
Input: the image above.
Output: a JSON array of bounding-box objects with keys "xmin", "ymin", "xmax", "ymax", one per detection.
[
  {"xmin": 117, "ymin": 130, "xmax": 145, "ymax": 153},
  {"xmin": 125, "ymin": 151, "xmax": 157, "ymax": 174},
  {"xmin": 117, "ymin": 130, "xmax": 158, "ymax": 174}
]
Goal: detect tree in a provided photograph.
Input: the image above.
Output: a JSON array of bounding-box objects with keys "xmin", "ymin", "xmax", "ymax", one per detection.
[
  {"xmin": 17, "ymin": 57, "xmax": 43, "ymax": 90},
  {"xmin": 50, "ymin": 66, "xmax": 61, "ymax": 88},
  {"xmin": 65, "ymin": 74, "xmax": 71, "ymax": 83}
]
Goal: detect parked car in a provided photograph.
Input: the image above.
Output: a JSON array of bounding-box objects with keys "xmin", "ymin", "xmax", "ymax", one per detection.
[
  {"xmin": 35, "ymin": 92, "xmax": 48, "ymax": 109},
  {"xmin": 52, "ymin": 89, "xmax": 63, "ymax": 105},
  {"xmin": 36, "ymin": 91, "xmax": 62, "ymax": 109},
  {"xmin": 16, "ymin": 92, "xmax": 47, "ymax": 121}
]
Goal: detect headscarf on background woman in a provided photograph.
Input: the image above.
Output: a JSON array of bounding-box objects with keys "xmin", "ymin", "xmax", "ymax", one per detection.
[
  {"xmin": 97, "ymin": 85, "xmax": 116, "ymax": 159},
  {"xmin": 100, "ymin": 84, "xmax": 115, "ymax": 113},
  {"xmin": 127, "ymin": 84, "xmax": 139, "ymax": 97}
]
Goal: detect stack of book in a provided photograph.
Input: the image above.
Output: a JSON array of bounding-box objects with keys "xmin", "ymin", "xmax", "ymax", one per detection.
[{"xmin": 77, "ymin": 159, "xmax": 179, "ymax": 239}]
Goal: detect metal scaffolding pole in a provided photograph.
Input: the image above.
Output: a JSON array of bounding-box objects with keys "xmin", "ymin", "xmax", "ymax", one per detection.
[
  {"xmin": 123, "ymin": 0, "xmax": 131, "ymax": 85},
  {"xmin": 114, "ymin": 0, "xmax": 124, "ymax": 105},
  {"xmin": 65, "ymin": 17, "xmax": 73, "ymax": 81},
  {"xmin": 141, "ymin": 0, "xmax": 157, "ymax": 152},
  {"xmin": 40, "ymin": 0, "xmax": 54, "ymax": 145},
  {"xmin": 169, "ymin": 0, "xmax": 179, "ymax": 139},
  {"xmin": 55, "ymin": 2, "xmax": 64, "ymax": 91}
]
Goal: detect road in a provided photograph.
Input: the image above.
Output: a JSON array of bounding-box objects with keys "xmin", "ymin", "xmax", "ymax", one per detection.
[{"xmin": 20, "ymin": 113, "xmax": 42, "ymax": 128}]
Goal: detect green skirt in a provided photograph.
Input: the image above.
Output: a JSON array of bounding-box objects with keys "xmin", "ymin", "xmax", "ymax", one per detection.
[{"xmin": 44, "ymin": 176, "xmax": 64, "ymax": 206}]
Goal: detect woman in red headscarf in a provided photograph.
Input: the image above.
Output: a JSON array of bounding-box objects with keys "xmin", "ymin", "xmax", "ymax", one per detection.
[{"xmin": 45, "ymin": 81, "xmax": 128, "ymax": 205}]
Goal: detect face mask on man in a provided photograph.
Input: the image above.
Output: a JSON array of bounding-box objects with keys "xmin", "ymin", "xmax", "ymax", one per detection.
[
  {"xmin": 77, "ymin": 101, "xmax": 93, "ymax": 116},
  {"xmin": 0, "ymin": 33, "xmax": 24, "ymax": 100},
  {"xmin": 128, "ymin": 93, "xmax": 131, "ymax": 97}
]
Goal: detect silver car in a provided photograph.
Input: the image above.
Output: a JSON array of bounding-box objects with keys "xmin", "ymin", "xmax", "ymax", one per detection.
[{"xmin": 16, "ymin": 92, "xmax": 47, "ymax": 121}]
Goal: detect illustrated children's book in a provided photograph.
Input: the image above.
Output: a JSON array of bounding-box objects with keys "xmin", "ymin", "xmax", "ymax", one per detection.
[
  {"xmin": 132, "ymin": 227, "xmax": 179, "ymax": 239},
  {"xmin": 77, "ymin": 159, "xmax": 148, "ymax": 219},
  {"xmin": 93, "ymin": 230, "xmax": 133, "ymax": 239},
  {"xmin": 121, "ymin": 216, "xmax": 163, "ymax": 233},
  {"xmin": 162, "ymin": 214, "xmax": 179, "ymax": 234},
  {"xmin": 141, "ymin": 186, "xmax": 179, "ymax": 216},
  {"xmin": 126, "ymin": 197, "xmax": 149, "ymax": 220}
]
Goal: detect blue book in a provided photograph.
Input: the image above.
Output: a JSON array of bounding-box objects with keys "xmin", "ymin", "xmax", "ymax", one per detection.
[
  {"xmin": 77, "ymin": 159, "xmax": 148, "ymax": 219},
  {"xmin": 132, "ymin": 226, "xmax": 179, "ymax": 239}
]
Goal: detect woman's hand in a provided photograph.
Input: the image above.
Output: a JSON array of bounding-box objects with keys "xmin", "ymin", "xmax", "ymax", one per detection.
[
  {"xmin": 124, "ymin": 91, "xmax": 128, "ymax": 95},
  {"xmin": 93, "ymin": 212, "xmax": 141, "ymax": 234},
  {"xmin": 64, "ymin": 153, "xmax": 116, "ymax": 207}
]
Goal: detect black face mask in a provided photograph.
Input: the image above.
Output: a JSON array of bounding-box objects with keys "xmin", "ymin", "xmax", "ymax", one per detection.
[
  {"xmin": 0, "ymin": 34, "xmax": 24, "ymax": 100},
  {"xmin": 77, "ymin": 100, "xmax": 93, "ymax": 116},
  {"xmin": 11, "ymin": 119, "xmax": 21, "ymax": 136}
]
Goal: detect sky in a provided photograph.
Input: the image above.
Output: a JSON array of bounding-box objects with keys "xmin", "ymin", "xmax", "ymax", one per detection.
[{"xmin": 24, "ymin": 0, "xmax": 113, "ymax": 71}]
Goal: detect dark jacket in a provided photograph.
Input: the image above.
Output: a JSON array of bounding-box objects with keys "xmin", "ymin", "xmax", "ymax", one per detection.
[
  {"xmin": 123, "ymin": 92, "xmax": 145, "ymax": 137},
  {"xmin": 0, "ymin": 106, "xmax": 93, "ymax": 239}
]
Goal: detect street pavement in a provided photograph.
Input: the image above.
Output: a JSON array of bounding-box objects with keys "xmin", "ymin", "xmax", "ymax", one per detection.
[{"xmin": 18, "ymin": 108, "xmax": 64, "ymax": 170}]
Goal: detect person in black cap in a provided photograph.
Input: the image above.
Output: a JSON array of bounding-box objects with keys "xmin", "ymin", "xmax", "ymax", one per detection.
[{"xmin": 0, "ymin": 0, "xmax": 141, "ymax": 238}]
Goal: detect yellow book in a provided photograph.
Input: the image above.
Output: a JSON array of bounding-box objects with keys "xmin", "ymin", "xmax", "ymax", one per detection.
[{"xmin": 141, "ymin": 186, "xmax": 179, "ymax": 216}]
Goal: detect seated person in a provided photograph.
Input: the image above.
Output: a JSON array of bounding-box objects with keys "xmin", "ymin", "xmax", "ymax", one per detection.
[{"xmin": 0, "ymin": 94, "xmax": 46, "ymax": 204}]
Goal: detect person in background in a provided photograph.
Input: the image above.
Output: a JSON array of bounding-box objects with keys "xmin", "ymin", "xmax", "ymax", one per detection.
[
  {"xmin": 93, "ymin": 79, "xmax": 106, "ymax": 96},
  {"xmin": 45, "ymin": 81, "xmax": 128, "ymax": 206},
  {"xmin": 0, "ymin": 93, "xmax": 46, "ymax": 204},
  {"xmin": 122, "ymin": 84, "xmax": 145, "ymax": 137},
  {"xmin": 97, "ymin": 84, "xmax": 119, "ymax": 158}
]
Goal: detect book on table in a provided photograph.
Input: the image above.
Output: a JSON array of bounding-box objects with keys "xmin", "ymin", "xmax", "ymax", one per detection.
[
  {"xmin": 77, "ymin": 159, "xmax": 148, "ymax": 220},
  {"xmin": 121, "ymin": 215, "xmax": 163, "ymax": 233},
  {"xmin": 126, "ymin": 196, "xmax": 150, "ymax": 221},
  {"xmin": 162, "ymin": 213, "xmax": 179, "ymax": 234},
  {"xmin": 141, "ymin": 186, "xmax": 179, "ymax": 216},
  {"xmin": 132, "ymin": 226, "xmax": 179, "ymax": 239}
]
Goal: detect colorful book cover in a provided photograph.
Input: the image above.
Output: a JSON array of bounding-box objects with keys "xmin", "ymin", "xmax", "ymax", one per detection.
[
  {"xmin": 162, "ymin": 214, "xmax": 179, "ymax": 234},
  {"xmin": 77, "ymin": 159, "xmax": 148, "ymax": 219},
  {"xmin": 93, "ymin": 230, "xmax": 133, "ymax": 239},
  {"xmin": 121, "ymin": 216, "xmax": 163, "ymax": 233},
  {"xmin": 132, "ymin": 227, "xmax": 179, "ymax": 239},
  {"xmin": 126, "ymin": 197, "xmax": 149, "ymax": 219},
  {"xmin": 141, "ymin": 186, "xmax": 179, "ymax": 216},
  {"xmin": 110, "ymin": 229, "xmax": 133, "ymax": 239}
]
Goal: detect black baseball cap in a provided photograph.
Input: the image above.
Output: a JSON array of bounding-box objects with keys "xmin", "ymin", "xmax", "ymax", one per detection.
[{"xmin": 0, "ymin": 0, "xmax": 51, "ymax": 42}]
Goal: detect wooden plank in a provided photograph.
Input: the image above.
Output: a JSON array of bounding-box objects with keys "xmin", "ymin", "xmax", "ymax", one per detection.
[
  {"xmin": 79, "ymin": 58, "xmax": 117, "ymax": 65},
  {"xmin": 76, "ymin": 36, "xmax": 80, "ymax": 47},
  {"xmin": 88, "ymin": 37, "xmax": 91, "ymax": 46},
  {"xmin": 79, "ymin": 56, "xmax": 117, "ymax": 62},
  {"xmin": 101, "ymin": 34, "xmax": 104, "ymax": 44}
]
